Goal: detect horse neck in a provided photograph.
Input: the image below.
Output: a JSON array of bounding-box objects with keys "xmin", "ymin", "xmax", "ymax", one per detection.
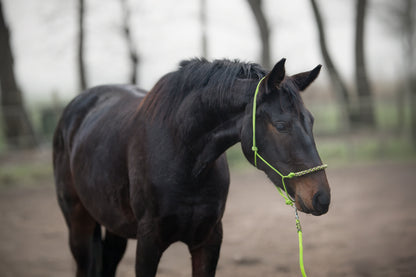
[
  {"xmin": 178, "ymin": 79, "xmax": 255, "ymax": 137},
  {"xmin": 179, "ymin": 79, "xmax": 256, "ymax": 177}
]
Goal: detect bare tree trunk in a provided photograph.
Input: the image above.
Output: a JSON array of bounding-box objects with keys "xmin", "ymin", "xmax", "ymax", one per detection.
[
  {"xmin": 120, "ymin": 0, "xmax": 139, "ymax": 84},
  {"xmin": 309, "ymin": 0, "xmax": 353, "ymax": 128},
  {"xmin": 0, "ymin": 0, "xmax": 36, "ymax": 148},
  {"xmin": 200, "ymin": 0, "xmax": 208, "ymax": 58},
  {"xmin": 396, "ymin": 83, "xmax": 406, "ymax": 133},
  {"xmin": 403, "ymin": 0, "xmax": 416, "ymax": 145},
  {"xmin": 410, "ymin": 77, "xmax": 416, "ymax": 145},
  {"xmin": 247, "ymin": 0, "xmax": 271, "ymax": 69},
  {"xmin": 78, "ymin": 0, "xmax": 87, "ymax": 91},
  {"xmin": 355, "ymin": 0, "xmax": 375, "ymax": 127}
]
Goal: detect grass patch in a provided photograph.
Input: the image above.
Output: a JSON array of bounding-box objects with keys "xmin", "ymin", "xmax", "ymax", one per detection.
[
  {"xmin": 309, "ymin": 104, "xmax": 342, "ymax": 135},
  {"xmin": 314, "ymin": 136, "xmax": 415, "ymax": 166},
  {"xmin": 0, "ymin": 98, "xmax": 414, "ymax": 186},
  {"xmin": 226, "ymin": 136, "xmax": 416, "ymax": 170},
  {"xmin": 0, "ymin": 160, "xmax": 53, "ymax": 188},
  {"xmin": 0, "ymin": 137, "xmax": 414, "ymax": 190},
  {"xmin": 226, "ymin": 143, "xmax": 250, "ymax": 171}
]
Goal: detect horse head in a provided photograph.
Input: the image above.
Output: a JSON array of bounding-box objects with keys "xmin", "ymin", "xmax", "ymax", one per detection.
[{"xmin": 241, "ymin": 59, "xmax": 330, "ymax": 216}]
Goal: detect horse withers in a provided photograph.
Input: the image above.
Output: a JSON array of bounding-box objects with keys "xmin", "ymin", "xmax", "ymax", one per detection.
[{"xmin": 53, "ymin": 58, "xmax": 330, "ymax": 277}]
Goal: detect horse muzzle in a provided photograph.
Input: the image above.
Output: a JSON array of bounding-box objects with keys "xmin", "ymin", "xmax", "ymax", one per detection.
[{"xmin": 293, "ymin": 172, "xmax": 331, "ymax": 216}]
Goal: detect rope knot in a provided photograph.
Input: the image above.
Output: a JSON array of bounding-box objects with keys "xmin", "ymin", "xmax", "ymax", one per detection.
[
  {"xmin": 251, "ymin": 146, "xmax": 258, "ymax": 152},
  {"xmin": 296, "ymin": 219, "xmax": 302, "ymax": 232},
  {"xmin": 287, "ymin": 172, "xmax": 296, "ymax": 178}
]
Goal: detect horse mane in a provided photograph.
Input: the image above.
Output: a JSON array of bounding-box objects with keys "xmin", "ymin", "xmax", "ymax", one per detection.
[{"xmin": 141, "ymin": 58, "xmax": 266, "ymax": 123}]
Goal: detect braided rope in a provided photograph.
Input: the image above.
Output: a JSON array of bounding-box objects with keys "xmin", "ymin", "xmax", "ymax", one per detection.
[{"xmin": 292, "ymin": 164, "xmax": 328, "ymax": 177}]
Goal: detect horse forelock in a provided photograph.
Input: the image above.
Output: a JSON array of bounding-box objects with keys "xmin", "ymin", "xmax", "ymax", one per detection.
[{"xmin": 277, "ymin": 78, "xmax": 304, "ymax": 116}]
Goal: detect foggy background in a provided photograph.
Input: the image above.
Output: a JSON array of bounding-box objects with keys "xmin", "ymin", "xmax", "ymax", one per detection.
[
  {"xmin": 0, "ymin": 0, "xmax": 415, "ymax": 276},
  {"xmin": 1, "ymin": 0, "xmax": 415, "ymax": 152},
  {"xmin": 2, "ymin": 0, "xmax": 401, "ymax": 100}
]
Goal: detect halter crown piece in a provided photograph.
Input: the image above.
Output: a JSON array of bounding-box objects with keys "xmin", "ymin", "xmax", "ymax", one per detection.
[{"xmin": 251, "ymin": 76, "xmax": 328, "ymax": 277}]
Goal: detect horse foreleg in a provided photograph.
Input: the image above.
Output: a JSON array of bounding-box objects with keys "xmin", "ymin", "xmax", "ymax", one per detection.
[
  {"xmin": 135, "ymin": 225, "xmax": 164, "ymax": 277},
  {"xmin": 102, "ymin": 229, "xmax": 127, "ymax": 277},
  {"xmin": 189, "ymin": 222, "xmax": 223, "ymax": 277}
]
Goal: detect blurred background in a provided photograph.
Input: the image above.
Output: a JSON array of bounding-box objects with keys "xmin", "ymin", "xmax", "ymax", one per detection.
[
  {"xmin": 0, "ymin": 0, "xmax": 415, "ymax": 276},
  {"xmin": 0, "ymin": 0, "xmax": 415, "ymax": 159}
]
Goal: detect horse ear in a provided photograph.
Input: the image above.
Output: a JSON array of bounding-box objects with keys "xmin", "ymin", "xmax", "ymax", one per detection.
[
  {"xmin": 266, "ymin": 58, "xmax": 286, "ymax": 91},
  {"xmin": 292, "ymin": 64, "xmax": 322, "ymax": 91}
]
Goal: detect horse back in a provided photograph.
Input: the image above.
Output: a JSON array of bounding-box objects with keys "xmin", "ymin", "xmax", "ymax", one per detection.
[{"xmin": 55, "ymin": 85, "xmax": 145, "ymax": 146}]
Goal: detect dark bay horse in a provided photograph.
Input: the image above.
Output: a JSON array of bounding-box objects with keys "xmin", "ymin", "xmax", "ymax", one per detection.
[{"xmin": 53, "ymin": 58, "xmax": 330, "ymax": 277}]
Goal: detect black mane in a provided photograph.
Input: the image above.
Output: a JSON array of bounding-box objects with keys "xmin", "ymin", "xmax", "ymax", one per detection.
[
  {"xmin": 177, "ymin": 58, "xmax": 265, "ymax": 93},
  {"xmin": 142, "ymin": 58, "xmax": 266, "ymax": 122}
]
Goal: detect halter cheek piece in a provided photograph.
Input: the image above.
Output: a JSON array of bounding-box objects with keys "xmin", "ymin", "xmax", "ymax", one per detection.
[{"xmin": 251, "ymin": 76, "xmax": 328, "ymax": 277}]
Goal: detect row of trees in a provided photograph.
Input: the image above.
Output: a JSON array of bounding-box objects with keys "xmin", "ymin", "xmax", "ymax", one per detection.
[
  {"xmin": 1, "ymin": 0, "xmax": 415, "ymax": 149},
  {"xmin": 247, "ymin": 0, "xmax": 380, "ymax": 129},
  {"xmin": 77, "ymin": 0, "xmax": 416, "ymax": 134},
  {"xmin": 77, "ymin": 0, "xmax": 139, "ymax": 90},
  {"xmin": 383, "ymin": 0, "xmax": 416, "ymax": 142},
  {"xmin": 0, "ymin": 0, "xmax": 139, "ymax": 148}
]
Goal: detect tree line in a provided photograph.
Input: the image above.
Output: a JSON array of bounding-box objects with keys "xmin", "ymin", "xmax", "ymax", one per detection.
[{"xmin": 0, "ymin": 0, "xmax": 415, "ymax": 149}]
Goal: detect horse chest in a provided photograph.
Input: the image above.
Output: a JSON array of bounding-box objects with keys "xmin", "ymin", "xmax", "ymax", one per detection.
[
  {"xmin": 156, "ymin": 200, "xmax": 223, "ymax": 245},
  {"xmin": 146, "ymin": 179, "xmax": 225, "ymax": 241}
]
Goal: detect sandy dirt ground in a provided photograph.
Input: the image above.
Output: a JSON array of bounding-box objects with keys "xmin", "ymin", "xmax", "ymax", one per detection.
[{"xmin": 1, "ymin": 155, "xmax": 416, "ymax": 277}]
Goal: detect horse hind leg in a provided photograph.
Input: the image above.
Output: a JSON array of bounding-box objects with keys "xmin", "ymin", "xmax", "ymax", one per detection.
[
  {"xmin": 59, "ymin": 187, "xmax": 126, "ymax": 277},
  {"xmin": 54, "ymin": 130, "xmax": 103, "ymax": 276},
  {"xmin": 67, "ymin": 207, "xmax": 127, "ymax": 277},
  {"xmin": 102, "ymin": 229, "xmax": 127, "ymax": 277},
  {"xmin": 55, "ymin": 169, "xmax": 101, "ymax": 274},
  {"xmin": 67, "ymin": 202, "xmax": 103, "ymax": 277}
]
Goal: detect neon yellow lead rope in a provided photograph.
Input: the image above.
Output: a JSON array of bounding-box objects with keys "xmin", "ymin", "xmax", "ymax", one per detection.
[{"xmin": 251, "ymin": 76, "xmax": 327, "ymax": 277}]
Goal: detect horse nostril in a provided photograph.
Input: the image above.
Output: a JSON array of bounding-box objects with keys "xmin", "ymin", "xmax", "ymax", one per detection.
[{"xmin": 312, "ymin": 191, "xmax": 330, "ymax": 214}]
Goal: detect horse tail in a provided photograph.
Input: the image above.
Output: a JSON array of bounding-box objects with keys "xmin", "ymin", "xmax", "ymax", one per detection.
[{"xmin": 52, "ymin": 122, "xmax": 65, "ymax": 168}]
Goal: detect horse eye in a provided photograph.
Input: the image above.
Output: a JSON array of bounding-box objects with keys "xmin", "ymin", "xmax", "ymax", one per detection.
[{"xmin": 275, "ymin": 121, "xmax": 289, "ymax": 132}]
